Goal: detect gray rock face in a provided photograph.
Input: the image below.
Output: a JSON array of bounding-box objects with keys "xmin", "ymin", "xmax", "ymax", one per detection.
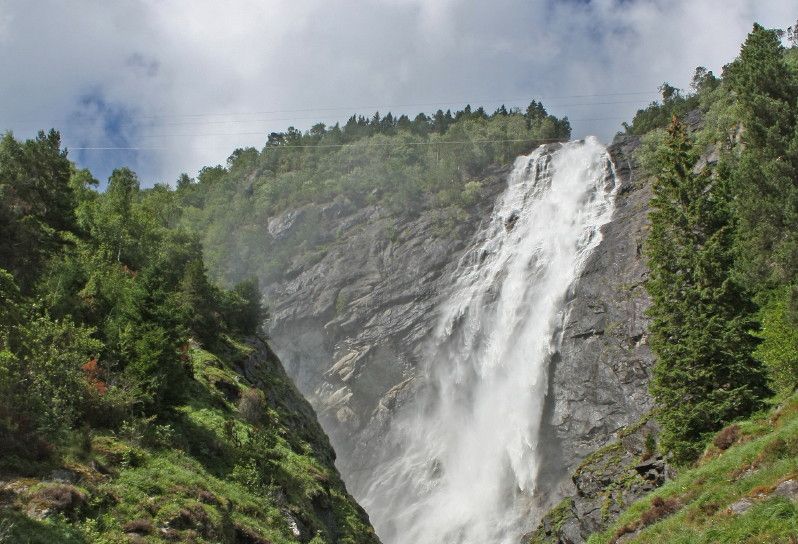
[
  {"xmin": 262, "ymin": 136, "xmax": 655, "ymax": 515},
  {"xmin": 264, "ymin": 165, "xmax": 509, "ymax": 479},
  {"xmin": 540, "ymin": 133, "xmax": 654, "ymax": 484}
]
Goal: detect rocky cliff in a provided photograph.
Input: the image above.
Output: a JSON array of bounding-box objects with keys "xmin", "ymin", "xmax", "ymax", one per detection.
[
  {"xmin": 262, "ymin": 164, "xmax": 509, "ymax": 489},
  {"xmin": 261, "ymin": 134, "xmax": 656, "ymax": 510},
  {"xmin": 535, "ymin": 133, "xmax": 655, "ymax": 498}
]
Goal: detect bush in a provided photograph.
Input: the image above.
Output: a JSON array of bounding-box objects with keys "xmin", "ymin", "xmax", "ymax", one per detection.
[
  {"xmin": 0, "ymin": 312, "xmax": 101, "ymax": 438},
  {"xmin": 754, "ymin": 286, "xmax": 798, "ymax": 396},
  {"xmin": 238, "ymin": 389, "xmax": 267, "ymax": 426},
  {"xmin": 713, "ymin": 424, "xmax": 741, "ymax": 451}
]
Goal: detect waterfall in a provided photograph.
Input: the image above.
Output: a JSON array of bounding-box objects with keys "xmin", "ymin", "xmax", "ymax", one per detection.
[{"xmin": 359, "ymin": 137, "xmax": 618, "ymax": 544}]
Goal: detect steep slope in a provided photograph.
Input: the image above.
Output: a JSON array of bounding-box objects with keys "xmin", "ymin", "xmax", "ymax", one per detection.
[
  {"xmin": 0, "ymin": 335, "xmax": 378, "ymax": 544},
  {"xmin": 254, "ymin": 134, "xmax": 658, "ymax": 540},
  {"xmin": 590, "ymin": 393, "xmax": 798, "ymax": 544}
]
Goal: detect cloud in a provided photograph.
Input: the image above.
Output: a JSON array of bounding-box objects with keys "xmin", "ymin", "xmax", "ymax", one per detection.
[{"xmin": 1, "ymin": 0, "xmax": 795, "ymax": 185}]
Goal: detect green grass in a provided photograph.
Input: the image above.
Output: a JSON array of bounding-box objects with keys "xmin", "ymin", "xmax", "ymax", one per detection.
[
  {"xmin": 588, "ymin": 392, "xmax": 798, "ymax": 544},
  {"xmin": 0, "ymin": 340, "xmax": 378, "ymax": 544}
]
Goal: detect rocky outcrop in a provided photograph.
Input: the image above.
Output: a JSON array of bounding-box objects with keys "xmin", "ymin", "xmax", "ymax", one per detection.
[{"xmin": 526, "ymin": 417, "xmax": 673, "ymax": 544}]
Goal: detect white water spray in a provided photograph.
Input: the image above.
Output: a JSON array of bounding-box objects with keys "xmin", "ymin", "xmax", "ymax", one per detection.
[{"xmin": 359, "ymin": 137, "xmax": 618, "ymax": 544}]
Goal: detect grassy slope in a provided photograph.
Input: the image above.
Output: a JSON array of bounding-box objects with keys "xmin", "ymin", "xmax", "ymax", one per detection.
[
  {"xmin": 0, "ymin": 337, "xmax": 378, "ymax": 544},
  {"xmin": 589, "ymin": 392, "xmax": 798, "ymax": 544}
]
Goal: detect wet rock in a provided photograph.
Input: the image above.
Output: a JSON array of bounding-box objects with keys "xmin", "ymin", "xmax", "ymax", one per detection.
[
  {"xmin": 505, "ymin": 211, "xmax": 520, "ymax": 231},
  {"xmin": 545, "ymin": 132, "xmax": 655, "ymax": 481},
  {"xmin": 262, "ymin": 163, "xmax": 510, "ymax": 491}
]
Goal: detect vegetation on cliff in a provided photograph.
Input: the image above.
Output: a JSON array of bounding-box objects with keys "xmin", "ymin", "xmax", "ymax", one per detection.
[
  {"xmin": 0, "ymin": 131, "xmax": 377, "ymax": 543},
  {"xmin": 589, "ymin": 392, "xmax": 798, "ymax": 544},
  {"xmin": 170, "ymin": 102, "xmax": 570, "ymax": 285},
  {"xmin": 532, "ymin": 21, "xmax": 798, "ymax": 543}
]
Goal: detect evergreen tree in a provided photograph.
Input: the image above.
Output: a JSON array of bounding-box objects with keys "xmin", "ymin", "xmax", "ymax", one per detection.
[
  {"xmin": 0, "ymin": 130, "xmax": 76, "ymax": 292},
  {"xmin": 646, "ymin": 117, "xmax": 769, "ymax": 463},
  {"xmin": 725, "ymin": 24, "xmax": 798, "ymax": 295}
]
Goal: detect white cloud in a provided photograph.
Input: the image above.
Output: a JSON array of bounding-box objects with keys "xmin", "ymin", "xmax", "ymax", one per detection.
[{"xmin": 0, "ymin": 0, "xmax": 795, "ymax": 184}]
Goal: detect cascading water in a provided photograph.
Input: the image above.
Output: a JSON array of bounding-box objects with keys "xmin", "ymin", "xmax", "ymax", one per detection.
[{"xmin": 359, "ymin": 137, "xmax": 618, "ymax": 544}]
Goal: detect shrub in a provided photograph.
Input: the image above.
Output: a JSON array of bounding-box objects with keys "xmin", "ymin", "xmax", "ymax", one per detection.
[
  {"xmin": 754, "ymin": 286, "xmax": 798, "ymax": 396},
  {"xmin": 238, "ymin": 388, "xmax": 267, "ymax": 425},
  {"xmin": 611, "ymin": 496, "xmax": 681, "ymax": 543},
  {"xmin": 713, "ymin": 424, "xmax": 740, "ymax": 451},
  {"xmin": 122, "ymin": 519, "xmax": 153, "ymax": 535},
  {"xmin": 29, "ymin": 484, "xmax": 86, "ymax": 517}
]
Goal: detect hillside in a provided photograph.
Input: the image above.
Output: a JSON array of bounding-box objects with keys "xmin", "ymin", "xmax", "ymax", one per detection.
[
  {"xmin": 0, "ymin": 336, "xmax": 377, "ymax": 543},
  {"xmin": 0, "ymin": 132, "xmax": 378, "ymax": 543},
  {"xmin": 589, "ymin": 393, "xmax": 798, "ymax": 543}
]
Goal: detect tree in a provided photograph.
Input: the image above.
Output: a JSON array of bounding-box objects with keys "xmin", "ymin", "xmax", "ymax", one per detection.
[
  {"xmin": 690, "ymin": 67, "xmax": 719, "ymax": 94},
  {"xmin": 180, "ymin": 258, "xmax": 218, "ymax": 344},
  {"xmin": 0, "ymin": 130, "xmax": 76, "ymax": 292},
  {"xmin": 176, "ymin": 173, "xmax": 194, "ymax": 190},
  {"xmin": 99, "ymin": 167, "xmax": 141, "ymax": 263},
  {"xmin": 1, "ymin": 269, "xmax": 102, "ymax": 440},
  {"xmin": 646, "ymin": 117, "xmax": 769, "ymax": 463},
  {"xmin": 754, "ymin": 285, "xmax": 798, "ymax": 395},
  {"xmin": 222, "ymin": 278, "xmax": 266, "ymax": 335},
  {"xmin": 724, "ymin": 24, "xmax": 798, "ymax": 294}
]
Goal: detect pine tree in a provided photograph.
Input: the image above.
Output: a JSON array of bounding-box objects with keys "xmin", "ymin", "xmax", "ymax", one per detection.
[{"xmin": 646, "ymin": 117, "xmax": 769, "ymax": 463}]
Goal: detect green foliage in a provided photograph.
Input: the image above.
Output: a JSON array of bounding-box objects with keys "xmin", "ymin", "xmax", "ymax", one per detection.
[
  {"xmin": 0, "ymin": 130, "xmax": 268, "ymax": 445},
  {"xmin": 0, "ymin": 271, "xmax": 102, "ymax": 442},
  {"xmin": 221, "ymin": 278, "xmax": 266, "ymax": 336},
  {"xmin": 180, "ymin": 257, "xmax": 219, "ymax": 345},
  {"xmin": 645, "ymin": 117, "xmax": 769, "ymax": 464},
  {"xmin": 724, "ymin": 24, "xmax": 798, "ymax": 295},
  {"xmin": 622, "ymin": 82, "xmax": 701, "ymax": 136},
  {"xmin": 0, "ymin": 128, "xmax": 373, "ymax": 542},
  {"xmin": 588, "ymin": 393, "xmax": 798, "ymax": 544},
  {"xmin": 639, "ymin": 24, "xmax": 798, "ymax": 465},
  {"xmin": 754, "ymin": 286, "xmax": 798, "ymax": 396},
  {"xmin": 175, "ymin": 103, "xmax": 570, "ymax": 285},
  {"xmin": 0, "ymin": 130, "xmax": 76, "ymax": 293}
]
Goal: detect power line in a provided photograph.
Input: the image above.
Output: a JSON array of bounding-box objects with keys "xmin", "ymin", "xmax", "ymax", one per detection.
[
  {"xmin": 64, "ymin": 113, "xmax": 638, "ymax": 141},
  {"xmin": 64, "ymin": 114, "xmax": 635, "ymax": 150},
  {"xmin": 62, "ymin": 115, "xmax": 630, "ymax": 149},
  {"xmin": 67, "ymin": 136, "xmax": 573, "ymax": 151},
  {"xmin": 50, "ymin": 101, "xmax": 641, "ymax": 131},
  {"xmin": 4, "ymin": 91, "xmax": 659, "ymax": 126}
]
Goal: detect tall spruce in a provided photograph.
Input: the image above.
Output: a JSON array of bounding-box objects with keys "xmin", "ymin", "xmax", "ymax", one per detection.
[
  {"xmin": 646, "ymin": 117, "xmax": 769, "ymax": 463},
  {"xmin": 722, "ymin": 24, "xmax": 798, "ymax": 392},
  {"xmin": 724, "ymin": 24, "xmax": 798, "ymax": 294}
]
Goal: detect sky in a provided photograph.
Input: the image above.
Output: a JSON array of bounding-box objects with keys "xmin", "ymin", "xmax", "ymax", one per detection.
[{"xmin": 1, "ymin": 0, "xmax": 795, "ymax": 186}]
